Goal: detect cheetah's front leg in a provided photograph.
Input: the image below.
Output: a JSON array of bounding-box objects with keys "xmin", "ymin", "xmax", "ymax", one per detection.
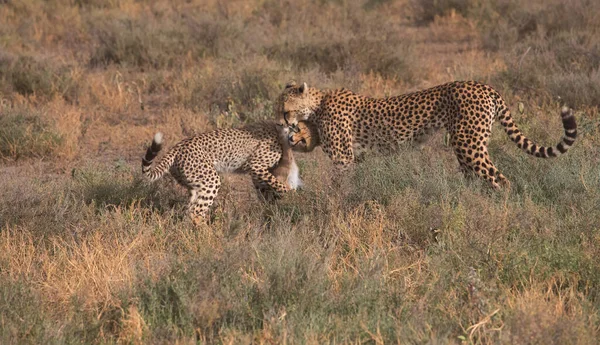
[
  {"xmin": 318, "ymin": 118, "xmax": 355, "ymax": 170},
  {"xmin": 318, "ymin": 118, "xmax": 355, "ymax": 186}
]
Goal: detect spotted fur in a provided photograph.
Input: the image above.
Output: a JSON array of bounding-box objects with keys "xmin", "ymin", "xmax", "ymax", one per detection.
[
  {"xmin": 277, "ymin": 81, "xmax": 577, "ymax": 189},
  {"xmin": 288, "ymin": 121, "xmax": 320, "ymax": 153},
  {"xmin": 142, "ymin": 122, "xmax": 304, "ymax": 224}
]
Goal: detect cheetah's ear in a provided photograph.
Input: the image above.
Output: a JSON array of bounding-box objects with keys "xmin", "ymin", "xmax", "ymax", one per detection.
[
  {"xmin": 299, "ymin": 82, "xmax": 308, "ymax": 95},
  {"xmin": 285, "ymin": 80, "xmax": 297, "ymax": 89}
]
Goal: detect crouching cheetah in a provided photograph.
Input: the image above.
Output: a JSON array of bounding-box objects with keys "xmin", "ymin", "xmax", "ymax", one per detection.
[
  {"xmin": 141, "ymin": 122, "xmax": 306, "ymax": 224},
  {"xmin": 277, "ymin": 81, "xmax": 577, "ymax": 189}
]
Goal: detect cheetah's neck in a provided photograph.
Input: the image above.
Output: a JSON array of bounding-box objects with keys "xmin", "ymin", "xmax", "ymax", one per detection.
[{"xmin": 306, "ymin": 88, "xmax": 326, "ymax": 121}]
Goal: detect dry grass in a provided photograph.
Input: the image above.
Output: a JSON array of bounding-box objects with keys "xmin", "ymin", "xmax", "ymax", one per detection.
[{"xmin": 1, "ymin": 0, "xmax": 599, "ymax": 343}]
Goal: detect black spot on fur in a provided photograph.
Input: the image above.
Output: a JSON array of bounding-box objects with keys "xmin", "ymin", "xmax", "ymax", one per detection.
[
  {"xmin": 562, "ymin": 115, "xmax": 577, "ymax": 131},
  {"xmin": 539, "ymin": 147, "xmax": 546, "ymax": 157},
  {"xmin": 557, "ymin": 143, "xmax": 567, "ymax": 153},
  {"xmin": 143, "ymin": 142, "xmax": 162, "ymax": 167}
]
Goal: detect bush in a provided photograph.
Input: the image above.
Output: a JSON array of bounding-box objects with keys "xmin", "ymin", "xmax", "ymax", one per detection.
[
  {"xmin": 180, "ymin": 60, "xmax": 282, "ymax": 127},
  {"xmin": 472, "ymin": 0, "xmax": 600, "ymax": 107},
  {"xmin": 0, "ymin": 110, "xmax": 63, "ymax": 161},
  {"xmin": 493, "ymin": 33, "xmax": 600, "ymax": 107},
  {"xmin": 88, "ymin": 12, "xmax": 246, "ymax": 68},
  {"xmin": 0, "ymin": 280, "xmax": 48, "ymax": 344},
  {"xmin": 89, "ymin": 18, "xmax": 183, "ymax": 68},
  {"xmin": 268, "ymin": 37, "xmax": 415, "ymax": 81},
  {"xmin": 411, "ymin": 0, "xmax": 476, "ymax": 23},
  {"xmin": 0, "ymin": 54, "xmax": 79, "ymax": 102}
]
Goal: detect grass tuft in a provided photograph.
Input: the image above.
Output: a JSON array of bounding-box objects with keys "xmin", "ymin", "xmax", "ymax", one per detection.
[
  {"xmin": 0, "ymin": 55, "xmax": 80, "ymax": 102},
  {"xmin": 0, "ymin": 109, "xmax": 63, "ymax": 161},
  {"xmin": 71, "ymin": 163, "xmax": 181, "ymax": 213}
]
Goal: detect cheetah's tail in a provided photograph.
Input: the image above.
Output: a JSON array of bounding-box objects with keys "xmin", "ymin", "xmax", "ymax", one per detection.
[
  {"xmin": 498, "ymin": 105, "xmax": 577, "ymax": 158},
  {"xmin": 142, "ymin": 132, "xmax": 174, "ymax": 181}
]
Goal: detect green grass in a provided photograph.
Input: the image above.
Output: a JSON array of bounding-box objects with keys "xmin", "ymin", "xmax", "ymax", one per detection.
[
  {"xmin": 1, "ymin": 151, "xmax": 599, "ymax": 342},
  {"xmin": 0, "ymin": 55, "xmax": 79, "ymax": 102},
  {"xmin": 0, "ymin": 110, "xmax": 63, "ymax": 161},
  {"xmin": 0, "ymin": 280, "xmax": 48, "ymax": 344}
]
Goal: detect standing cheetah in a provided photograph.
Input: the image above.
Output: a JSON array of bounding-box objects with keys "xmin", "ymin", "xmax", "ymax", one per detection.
[
  {"xmin": 141, "ymin": 122, "xmax": 306, "ymax": 224},
  {"xmin": 276, "ymin": 81, "xmax": 577, "ymax": 189}
]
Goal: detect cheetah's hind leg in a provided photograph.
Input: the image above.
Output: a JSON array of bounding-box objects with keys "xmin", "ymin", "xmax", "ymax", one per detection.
[
  {"xmin": 451, "ymin": 135, "xmax": 509, "ymax": 190},
  {"xmin": 185, "ymin": 163, "xmax": 221, "ymax": 225}
]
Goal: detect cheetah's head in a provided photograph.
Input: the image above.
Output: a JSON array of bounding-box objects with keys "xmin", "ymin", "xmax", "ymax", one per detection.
[
  {"xmin": 289, "ymin": 121, "xmax": 320, "ymax": 153},
  {"xmin": 275, "ymin": 81, "xmax": 317, "ymax": 129}
]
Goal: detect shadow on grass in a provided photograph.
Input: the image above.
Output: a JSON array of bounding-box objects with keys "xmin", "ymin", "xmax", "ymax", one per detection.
[{"xmin": 71, "ymin": 162, "xmax": 183, "ymax": 215}]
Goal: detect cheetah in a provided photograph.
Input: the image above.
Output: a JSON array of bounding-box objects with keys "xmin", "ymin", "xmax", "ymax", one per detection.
[
  {"xmin": 141, "ymin": 122, "xmax": 306, "ymax": 224},
  {"xmin": 276, "ymin": 81, "xmax": 577, "ymax": 189},
  {"xmin": 287, "ymin": 121, "xmax": 320, "ymax": 153}
]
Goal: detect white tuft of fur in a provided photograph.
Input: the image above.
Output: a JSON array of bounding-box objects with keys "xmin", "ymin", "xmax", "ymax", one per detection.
[
  {"xmin": 286, "ymin": 161, "xmax": 303, "ymax": 190},
  {"xmin": 153, "ymin": 132, "xmax": 163, "ymax": 145},
  {"xmin": 560, "ymin": 106, "xmax": 572, "ymax": 117}
]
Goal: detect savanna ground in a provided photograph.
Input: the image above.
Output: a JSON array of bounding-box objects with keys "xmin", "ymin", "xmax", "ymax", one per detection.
[{"xmin": 1, "ymin": 0, "xmax": 599, "ymax": 343}]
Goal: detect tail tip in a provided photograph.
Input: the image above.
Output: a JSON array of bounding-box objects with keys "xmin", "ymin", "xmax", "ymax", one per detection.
[
  {"xmin": 561, "ymin": 106, "xmax": 573, "ymax": 118},
  {"xmin": 153, "ymin": 132, "xmax": 163, "ymax": 145}
]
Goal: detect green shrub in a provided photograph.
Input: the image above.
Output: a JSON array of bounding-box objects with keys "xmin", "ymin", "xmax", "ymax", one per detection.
[
  {"xmin": 184, "ymin": 64, "xmax": 282, "ymax": 126},
  {"xmin": 89, "ymin": 18, "xmax": 187, "ymax": 69},
  {"xmin": 0, "ymin": 55, "xmax": 79, "ymax": 102},
  {"xmin": 0, "ymin": 281, "xmax": 48, "ymax": 344},
  {"xmin": 267, "ymin": 36, "xmax": 415, "ymax": 81},
  {"xmin": 471, "ymin": 0, "xmax": 600, "ymax": 107},
  {"xmin": 411, "ymin": 0, "xmax": 475, "ymax": 23},
  {"xmin": 0, "ymin": 110, "xmax": 63, "ymax": 161},
  {"xmin": 492, "ymin": 32, "xmax": 600, "ymax": 107}
]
